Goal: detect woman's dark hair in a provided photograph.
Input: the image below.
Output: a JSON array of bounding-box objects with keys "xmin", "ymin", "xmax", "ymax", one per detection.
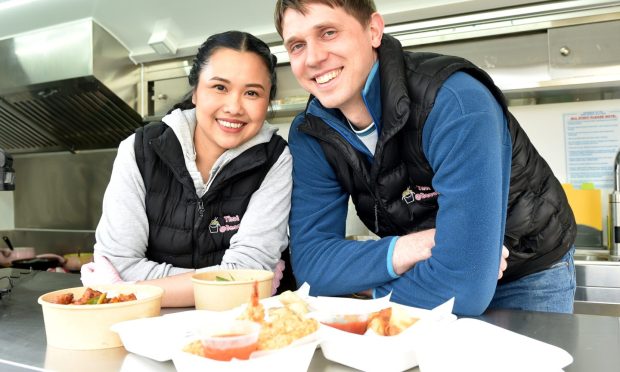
[{"xmin": 168, "ymin": 30, "xmax": 278, "ymax": 113}]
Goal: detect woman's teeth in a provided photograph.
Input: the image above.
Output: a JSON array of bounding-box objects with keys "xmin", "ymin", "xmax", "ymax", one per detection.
[
  {"xmin": 315, "ymin": 69, "xmax": 340, "ymax": 84},
  {"xmin": 218, "ymin": 120, "xmax": 244, "ymax": 129}
]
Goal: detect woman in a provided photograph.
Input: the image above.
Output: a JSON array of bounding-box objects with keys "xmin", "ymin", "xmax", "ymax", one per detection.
[{"xmin": 82, "ymin": 31, "xmax": 292, "ymax": 307}]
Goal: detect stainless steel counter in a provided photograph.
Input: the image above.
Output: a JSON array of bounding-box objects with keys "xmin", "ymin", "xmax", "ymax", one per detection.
[
  {"xmin": 574, "ymin": 248, "xmax": 620, "ymax": 316},
  {"xmin": 1, "ymin": 269, "xmax": 619, "ymax": 372}
]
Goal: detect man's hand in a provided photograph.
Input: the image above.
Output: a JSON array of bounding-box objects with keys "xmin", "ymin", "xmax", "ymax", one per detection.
[
  {"xmin": 498, "ymin": 245, "xmax": 509, "ymax": 280},
  {"xmin": 392, "ymin": 228, "xmax": 436, "ymax": 275}
]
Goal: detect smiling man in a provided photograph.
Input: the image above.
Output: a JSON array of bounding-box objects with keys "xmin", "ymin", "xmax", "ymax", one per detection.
[{"xmin": 274, "ymin": 0, "xmax": 576, "ymax": 315}]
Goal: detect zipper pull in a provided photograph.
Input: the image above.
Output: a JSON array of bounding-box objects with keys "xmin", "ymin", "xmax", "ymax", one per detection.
[
  {"xmin": 374, "ymin": 203, "xmax": 379, "ymax": 233},
  {"xmin": 197, "ymin": 200, "xmax": 205, "ymax": 218}
]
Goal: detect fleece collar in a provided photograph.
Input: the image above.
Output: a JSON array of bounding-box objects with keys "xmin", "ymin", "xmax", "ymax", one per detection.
[
  {"xmin": 306, "ymin": 61, "xmax": 382, "ymax": 159},
  {"xmin": 161, "ymin": 108, "xmax": 278, "ymax": 194}
]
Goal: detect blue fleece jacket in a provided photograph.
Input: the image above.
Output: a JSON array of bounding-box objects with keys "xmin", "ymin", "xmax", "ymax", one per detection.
[{"xmin": 288, "ymin": 69, "xmax": 512, "ymax": 316}]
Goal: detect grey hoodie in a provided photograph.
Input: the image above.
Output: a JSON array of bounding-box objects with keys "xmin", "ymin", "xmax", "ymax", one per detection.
[{"xmin": 94, "ymin": 108, "xmax": 292, "ymax": 280}]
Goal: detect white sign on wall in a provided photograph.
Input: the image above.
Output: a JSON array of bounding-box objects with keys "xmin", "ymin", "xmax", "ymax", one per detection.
[{"xmin": 564, "ymin": 110, "xmax": 620, "ymax": 189}]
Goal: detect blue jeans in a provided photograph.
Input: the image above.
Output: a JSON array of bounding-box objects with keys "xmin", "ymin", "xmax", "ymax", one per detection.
[{"xmin": 488, "ymin": 246, "xmax": 576, "ymax": 313}]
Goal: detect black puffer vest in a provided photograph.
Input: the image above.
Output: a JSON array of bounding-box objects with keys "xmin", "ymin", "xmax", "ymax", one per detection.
[
  {"xmin": 299, "ymin": 35, "xmax": 576, "ymax": 283},
  {"xmin": 134, "ymin": 121, "xmax": 287, "ymax": 269}
]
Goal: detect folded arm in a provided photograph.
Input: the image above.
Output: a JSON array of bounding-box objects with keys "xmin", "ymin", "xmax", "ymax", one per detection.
[{"xmin": 375, "ymin": 74, "xmax": 511, "ymax": 315}]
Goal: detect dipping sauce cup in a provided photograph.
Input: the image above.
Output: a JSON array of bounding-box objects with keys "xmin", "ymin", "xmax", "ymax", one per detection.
[
  {"xmin": 200, "ymin": 320, "xmax": 260, "ymax": 361},
  {"xmin": 321, "ymin": 313, "xmax": 370, "ymax": 335}
]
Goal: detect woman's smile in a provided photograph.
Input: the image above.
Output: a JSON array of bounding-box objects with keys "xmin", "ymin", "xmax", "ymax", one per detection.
[{"xmin": 217, "ymin": 118, "xmax": 247, "ymax": 132}]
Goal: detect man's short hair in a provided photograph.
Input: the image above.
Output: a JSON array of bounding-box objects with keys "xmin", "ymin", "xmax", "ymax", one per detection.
[{"xmin": 274, "ymin": 0, "xmax": 377, "ymax": 37}]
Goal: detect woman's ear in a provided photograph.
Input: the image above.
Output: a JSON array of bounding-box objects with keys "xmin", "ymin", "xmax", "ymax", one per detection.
[
  {"xmin": 191, "ymin": 91, "xmax": 197, "ymax": 105},
  {"xmin": 369, "ymin": 12, "xmax": 385, "ymax": 48}
]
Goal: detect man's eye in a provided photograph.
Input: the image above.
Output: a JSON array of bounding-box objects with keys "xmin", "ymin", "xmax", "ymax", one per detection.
[
  {"xmin": 290, "ymin": 43, "xmax": 304, "ymax": 52},
  {"xmin": 323, "ymin": 30, "xmax": 336, "ymax": 38}
]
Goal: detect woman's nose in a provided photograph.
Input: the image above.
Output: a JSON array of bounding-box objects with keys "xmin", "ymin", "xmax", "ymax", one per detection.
[{"xmin": 223, "ymin": 94, "xmax": 244, "ymax": 114}]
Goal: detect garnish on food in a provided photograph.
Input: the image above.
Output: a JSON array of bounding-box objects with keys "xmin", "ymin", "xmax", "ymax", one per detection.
[{"xmin": 215, "ymin": 273, "xmax": 236, "ymax": 281}]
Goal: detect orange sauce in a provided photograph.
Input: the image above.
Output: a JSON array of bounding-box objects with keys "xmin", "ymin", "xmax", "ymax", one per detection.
[
  {"xmin": 202, "ymin": 334, "xmax": 258, "ymax": 361},
  {"xmin": 323, "ymin": 320, "xmax": 368, "ymax": 335}
]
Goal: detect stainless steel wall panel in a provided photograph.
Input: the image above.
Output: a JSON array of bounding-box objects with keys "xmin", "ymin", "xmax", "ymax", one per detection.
[
  {"xmin": 548, "ymin": 20, "xmax": 620, "ymax": 79},
  {"xmin": 12, "ymin": 150, "xmax": 116, "ymax": 230},
  {"xmin": 407, "ymin": 31, "xmax": 551, "ymax": 89}
]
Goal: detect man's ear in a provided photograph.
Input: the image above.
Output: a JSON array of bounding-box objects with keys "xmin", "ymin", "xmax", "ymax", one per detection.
[{"xmin": 369, "ymin": 12, "xmax": 385, "ymax": 48}]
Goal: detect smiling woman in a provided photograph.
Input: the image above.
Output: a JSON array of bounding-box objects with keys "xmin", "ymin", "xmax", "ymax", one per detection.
[
  {"xmin": 192, "ymin": 48, "xmax": 273, "ymax": 177},
  {"xmin": 82, "ymin": 31, "xmax": 295, "ymax": 307}
]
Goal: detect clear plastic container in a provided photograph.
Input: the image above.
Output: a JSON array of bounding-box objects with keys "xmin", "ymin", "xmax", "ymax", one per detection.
[
  {"xmin": 199, "ymin": 320, "xmax": 260, "ymax": 361},
  {"xmin": 319, "ymin": 313, "xmax": 370, "ymax": 335}
]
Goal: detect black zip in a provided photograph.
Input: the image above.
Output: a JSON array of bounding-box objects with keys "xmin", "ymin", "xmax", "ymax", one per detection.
[
  {"xmin": 197, "ymin": 200, "xmax": 205, "ymax": 218},
  {"xmin": 374, "ymin": 203, "xmax": 379, "ymax": 233},
  {"xmin": 191, "ymin": 199, "xmax": 206, "ymax": 267}
]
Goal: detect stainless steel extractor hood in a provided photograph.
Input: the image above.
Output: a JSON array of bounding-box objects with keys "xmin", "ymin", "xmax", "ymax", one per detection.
[{"xmin": 0, "ymin": 19, "xmax": 142, "ymax": 154}]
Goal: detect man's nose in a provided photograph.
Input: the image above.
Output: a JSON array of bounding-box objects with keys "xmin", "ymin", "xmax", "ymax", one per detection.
[{"xmin": 305, "ymin": 41, "xmax": 327, "ymax": 67}]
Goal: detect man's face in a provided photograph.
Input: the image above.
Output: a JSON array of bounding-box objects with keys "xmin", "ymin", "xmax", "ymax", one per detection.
[{"xmin": 281, "ymin": 3, "xmax": 383, "ymax": 116}]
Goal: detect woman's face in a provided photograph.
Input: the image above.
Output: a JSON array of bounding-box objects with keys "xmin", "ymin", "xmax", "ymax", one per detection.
[{"xmin": 192, "ymin": 48, "xmax": 271, "ymax": 155}]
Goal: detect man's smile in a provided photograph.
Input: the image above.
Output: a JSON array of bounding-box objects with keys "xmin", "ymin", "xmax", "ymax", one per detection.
[{"xmin": 314, "ymin": 68, "xmax": 342, "ymax": 84}]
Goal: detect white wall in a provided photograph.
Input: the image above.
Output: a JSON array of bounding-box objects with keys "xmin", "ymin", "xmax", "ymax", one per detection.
[
  {"xmin": 511, "ymin": 98, "xmax": 620, "ymax": 185},
  {"xmin": 0, "ymin": 192, "xmax": 14, "ymax": 229}
]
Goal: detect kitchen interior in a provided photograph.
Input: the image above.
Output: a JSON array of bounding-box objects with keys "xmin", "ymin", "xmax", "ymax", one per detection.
[
  {"xmin": 4, "ymin": 0, "xmax": 620, "ymax": 316},
  {"xmin": 0, "ymin": 0, "xmax": 619, "ymax": 370}
]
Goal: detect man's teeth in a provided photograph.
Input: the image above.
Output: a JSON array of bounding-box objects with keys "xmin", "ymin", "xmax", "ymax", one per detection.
[
  {"xmin": 315, "ymin": 69, "xmax": 340, "ymax": 84},
  {"xmin": 218, "ymin": 120, "xmax": 244, "ymax": 129}
]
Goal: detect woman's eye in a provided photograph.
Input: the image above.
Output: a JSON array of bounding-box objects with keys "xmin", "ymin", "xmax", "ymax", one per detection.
[
  {"xmin": 246, "ymin": 90, "xmax": 259, "ymax": 97},
  {"xmin": 213, "ymin": 84, "xmax": 226, "ymax": 92}
]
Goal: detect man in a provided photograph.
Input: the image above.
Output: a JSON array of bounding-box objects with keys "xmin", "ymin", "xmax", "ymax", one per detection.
[{"xmin": 275, "ymin": 0, "xmax": 576, "ymax": 315}]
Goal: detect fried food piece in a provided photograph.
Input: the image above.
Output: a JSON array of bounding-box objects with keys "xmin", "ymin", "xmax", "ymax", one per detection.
[
  {"xmin": 278, "ymin": 290, "xmax": 309, "ymax": 315},
  {"xmin": 236, "ymin": 283, "xmax": 317, "ymax": 351},
  {"xmin": 237, "ymin": 281, "xmax": 265, "ymax": 323},
  {"xmin": 73, "ymin": 288, "xmax": 104, "ymax": 305},
  {"xmin": 51, "ymin": 293, "xmax": 74, "ymax": 304},
  {"xmin": 367, "ymin": 307, "xmax": 391, "ymax": 336},
  {"xmin": 386, "ymin": 305, "xmax": 418, "ymax": 336},
  {"xmin": 183, "ymin": 340, "xmax": 205, "ymax": 357},
  {"xmin": 367, "ymin": 306, "xmax": 419, "ymax": 336},
  {"xmin": 107, "ymin": 293, "xmax": 137, "ymax": 303},
  {"xmin": 51, "ymin": 288, "xmax": 137, "ymax": 305},
  {"xmin": 258, "ymin": 307, "xmax": 318, "ymax": 350}
]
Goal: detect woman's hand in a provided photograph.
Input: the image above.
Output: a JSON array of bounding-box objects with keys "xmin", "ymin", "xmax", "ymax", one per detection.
[
  {"xmin": 271, "ymin": 260, "xmax": 285, "ymax": 295},
  {"xmin": 80, "ymin": 254, "xmax": 129, "ymax": 285}
]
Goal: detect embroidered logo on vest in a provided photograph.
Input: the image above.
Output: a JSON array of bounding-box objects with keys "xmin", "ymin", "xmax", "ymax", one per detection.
[
  {"xmin": 402, "ymin": 185, "xmax": 439, "ymax": 205},
  {"xmin": 402, "ymin": 187, "xmax": 415, "ymax": 204},
  {"xmin": 209, "ymin": 215, "xmax": 241, "ymax": 234},
  {"xmin": 209, "ymin": 218, "xmax": 221, "ymax": 233}
]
